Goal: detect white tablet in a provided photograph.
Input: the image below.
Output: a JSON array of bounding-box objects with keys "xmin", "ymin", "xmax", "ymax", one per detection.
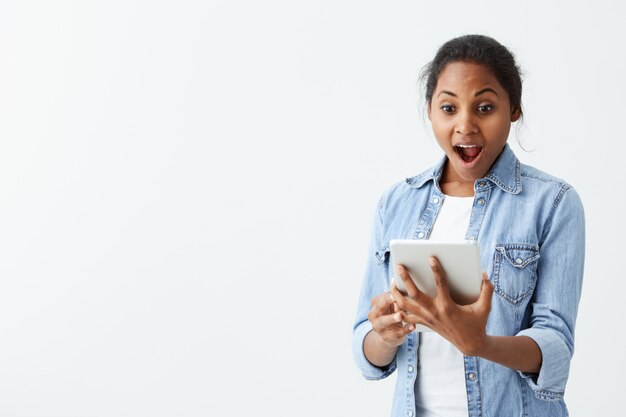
[{"xmin": 390, "ymin": 239, "xmax": 483, "ymax": 331}]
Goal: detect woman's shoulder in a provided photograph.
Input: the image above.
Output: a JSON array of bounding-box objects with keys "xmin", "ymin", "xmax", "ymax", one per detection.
[
  {"xmin": 520, "ymin": 163, "xmax": 571, "ymax": 188},
  {"xmin": 376, "ymin": 165, "xmax": 438, "ymax": 212},
  {"xmin": 520, "ymin": 162, "xmax": 581, "ymax": 196},
  {"xmin": 519, "ymin": 163, "xmax": 584, "ymax": 215}
]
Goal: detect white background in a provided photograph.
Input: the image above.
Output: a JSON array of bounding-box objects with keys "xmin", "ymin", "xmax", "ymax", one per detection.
[{"xmin": 0, "ymin": 1, "xmax": 624, "ymax": 416}]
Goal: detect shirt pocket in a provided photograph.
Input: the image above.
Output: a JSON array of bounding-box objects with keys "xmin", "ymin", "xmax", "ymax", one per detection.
[{"xmin": 492, "ymin": 243, "xmax": 540, "ymax": 304}]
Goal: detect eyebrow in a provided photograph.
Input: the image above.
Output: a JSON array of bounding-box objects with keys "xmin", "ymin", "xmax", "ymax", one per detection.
[
  {"xmin": 436, "ymin": 88, "xmax": 499, "ymax": 98},
  {"xmin": 475, "ymin": 87, "xmax": 498, "ymax": 97}
]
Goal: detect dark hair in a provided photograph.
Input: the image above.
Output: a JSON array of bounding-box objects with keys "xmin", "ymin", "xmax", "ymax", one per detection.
[{"xmin": 420, "ymin": 35, "xmax": 523, "ymax": 117}]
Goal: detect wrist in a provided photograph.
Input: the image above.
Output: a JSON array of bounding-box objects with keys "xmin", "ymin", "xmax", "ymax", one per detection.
[
  {"xmin": 460, "ymin": 333, "xmax": 490, "ymax": 357},
  {"xmin": 371, "ymin": 329, "xmax": 402, "ymax": 349},
  {"xmin": 364, "ymin": 330, "xmax": 399, "ymax": 368}
]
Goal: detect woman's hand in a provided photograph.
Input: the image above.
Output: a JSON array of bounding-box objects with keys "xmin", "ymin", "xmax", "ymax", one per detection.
[
  {"xmin": 391, "ymin": 257, "xmax": 494, "ymax": 356},
  {"xmin": 367, "ymin": 292, "xmax": 415, "ymax": 348},
  {"xmin": 363, "ymin": 291, "xmax": 416, "ymax": 368}
]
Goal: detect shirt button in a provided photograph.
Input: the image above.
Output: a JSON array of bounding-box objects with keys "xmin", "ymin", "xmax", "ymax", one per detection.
[
  {"xmin": 469, "ymin": 236, "xmax": 476, "ymax": 241},
  {"xmin": 417, "ymin": 232, "xmax": 425, "ymax": 239},
  {"xmin": 432, "ymin": 197, "xmax": 440, "ymax": 204},
  {"xmin": 477, "ymin": 198, "xmax": 485, "ymax": 206},
  {"xmin": 479, "ymin": 181, "xmax": 486, "ymax": 187},
  {"xmin": 468, "ymin": 373, "xmax": 476, "ymax": 380},
  {"xmin": 407, "ymin": 411, "xmax": 414, "ymax": 417},
  {"xmin": 515, "ymin": 258, "xmax": 523, "ymax": 265},
  {"xmin": 408, "ymin": 365, "xmax": 414, "ymax": 373}
]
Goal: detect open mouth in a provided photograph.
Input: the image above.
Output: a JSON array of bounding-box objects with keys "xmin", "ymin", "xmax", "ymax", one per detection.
[{"xmin": 454, "ymin": 144, "xmax": 483, "ymax": 163}]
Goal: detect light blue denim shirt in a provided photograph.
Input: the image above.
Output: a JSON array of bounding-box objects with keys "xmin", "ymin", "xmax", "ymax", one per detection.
[{"xmin": 352, "ymin": 144, "xmax": 585, "ymax": 417}]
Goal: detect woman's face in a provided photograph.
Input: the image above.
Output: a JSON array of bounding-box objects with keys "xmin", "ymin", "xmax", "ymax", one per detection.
[{"xmin": 428, "ymin": 61, "xmax": 520, "ymax": 185}]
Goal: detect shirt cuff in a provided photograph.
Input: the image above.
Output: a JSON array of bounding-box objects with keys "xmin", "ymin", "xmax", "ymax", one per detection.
[
  {"xmin": 352, "ymin": 320, "xmax": 397, "ymax": 380},
  {"xmin": 516, "ymin": 328, "xmax": 571, "ymax": 400}
]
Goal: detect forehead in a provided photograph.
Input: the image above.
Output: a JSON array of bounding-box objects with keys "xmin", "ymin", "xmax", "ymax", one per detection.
[{"xmin": 435, "ymin": 62, "xmax": 505, "ymax": 96}]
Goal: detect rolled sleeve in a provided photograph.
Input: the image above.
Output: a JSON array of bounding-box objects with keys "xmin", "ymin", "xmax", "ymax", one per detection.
[
  {"xmin": 353, "ymin": 320, "xmax": 397, "ymax": 380},
  {"xmin": 352, "ymin": 196, "xmax": 396, "ymax": 380},
  {"xmin": 516, "ymin": 186, "xmax": 585, "ymax": 400},
  {"xmin": 516, "ymin": 327, "xmax": 570, "ymax": 400}
]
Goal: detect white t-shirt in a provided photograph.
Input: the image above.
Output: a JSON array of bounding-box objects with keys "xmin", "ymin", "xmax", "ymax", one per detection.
[{"xmin": 414, "ymin": 195, "xmax": 473, "ymax": 417}]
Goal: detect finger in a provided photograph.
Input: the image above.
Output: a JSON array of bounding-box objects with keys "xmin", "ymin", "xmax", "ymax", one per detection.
[
  {"xmin": 429, "ymin": 256, "xmax": 453, "ymax": 307},
  {"xmin": 372, "ymin": 311, "xmax": 404, "ymax": 332},
  {"xmin": 402, "ymin": 311, "xmax": 434, "ymax": 330},
  {"xmin": 396, "ymin": 264, "xmax": 422, "ymax": 300},
  {"xmin": 477, "ymin": 272, "xmax": 494, "ymax": 312},
  {"xmin": 392, "ymin": 323, "xmax": 415, "ymax": 339},
  {"xmin": 370, "ymin": 291, "xmax": 391, "ymax": 307},
  {"xmin": 393, "ymin": 302, "xmax": 400, "ymax": 313},
  {"xmin": 390, "ymin": 283, "xmax": 409, "ymax": 311},
  {"xmin": 368, "ymin": 293, "xmax": 392, "ymax": 322},
  {"xmin": 370, "ymin": 292, "xmax": 383, "ymax": 308},
  {"xmin": 372, "ymin": 292, "xmax": 396, "ymax": 316},
  {"xmin": 391, "ymin": 284, "xmax": 430, "ymax": 318}
]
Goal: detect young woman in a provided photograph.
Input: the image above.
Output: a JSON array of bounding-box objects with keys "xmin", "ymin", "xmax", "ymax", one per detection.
[{"xmin": 352, "ymin": 35, "xmax": 585, "ymax": 417}]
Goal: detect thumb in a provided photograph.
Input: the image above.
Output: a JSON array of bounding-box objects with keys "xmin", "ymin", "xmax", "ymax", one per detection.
[{"xmin": 477, "ymin": 272, "xmax": 494, "ymax": 312}]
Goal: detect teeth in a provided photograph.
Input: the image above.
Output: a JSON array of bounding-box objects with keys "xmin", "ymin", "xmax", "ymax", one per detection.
[{"xmin": 455, "ymin": 144, "xmax": 480, "ymax": 148}]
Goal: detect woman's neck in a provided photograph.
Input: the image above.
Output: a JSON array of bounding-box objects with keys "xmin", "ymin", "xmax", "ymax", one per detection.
[
  {"xmin": 439, "ymin": 162, "xmax": 476, "ymax": 197},
  {"xmin": 440, "ymin": 181, "xmax": 474, "ymax": 197}
]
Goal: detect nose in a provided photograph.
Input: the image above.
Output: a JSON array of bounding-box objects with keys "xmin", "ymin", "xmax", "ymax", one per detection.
[{"xmin": 455, "ymin": 110, "xmax": 478, "ymax": 135}]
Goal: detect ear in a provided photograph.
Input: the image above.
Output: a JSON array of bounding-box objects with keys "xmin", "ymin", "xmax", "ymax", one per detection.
[{"xmin": 511, "ymin": 108, "xmax": 521, "ymax": 122}]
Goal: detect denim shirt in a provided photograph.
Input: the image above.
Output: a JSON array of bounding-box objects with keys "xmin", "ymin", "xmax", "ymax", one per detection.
[{"xmin": 352, "ymin": 144, "xmax": 585, "ymax": 417}]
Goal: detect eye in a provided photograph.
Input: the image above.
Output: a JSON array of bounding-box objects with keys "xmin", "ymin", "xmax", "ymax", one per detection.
[
  {"xmin": 477, "ymin": 104, "xmax": 494, "ymax": 113},
  {"xmin": 440, "ymin": 105, "xmax": 456, "ymax": 114}
]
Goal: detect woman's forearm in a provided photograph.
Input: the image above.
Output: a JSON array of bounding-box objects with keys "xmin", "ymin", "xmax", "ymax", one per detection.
[
  {"xmin": 363, "ymin": 330, "xmax": 400, "ymax": 368},
  {"xmin": 476, "ymin": 335, "xmax": 542, "ymax": 373}
]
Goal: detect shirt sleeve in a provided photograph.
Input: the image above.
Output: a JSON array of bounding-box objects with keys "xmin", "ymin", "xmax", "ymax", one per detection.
[
  {"xmin": 352, "ymin": 197, "xmax": 397, "ymax": 380},
  {"xmin": 516, "ymin": 185, "xmax": 585, "ymax": 400}
]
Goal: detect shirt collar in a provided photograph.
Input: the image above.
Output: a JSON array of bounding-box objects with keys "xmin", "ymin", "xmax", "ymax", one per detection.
[{"xmin": 405, "ymin": 143, "xmax": 521, "ymax": 194}]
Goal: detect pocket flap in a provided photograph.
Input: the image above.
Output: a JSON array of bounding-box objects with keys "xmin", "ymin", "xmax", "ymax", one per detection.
[{"xmin": 496, "ymin": 244, "xmax": 540, "ymax": 269}]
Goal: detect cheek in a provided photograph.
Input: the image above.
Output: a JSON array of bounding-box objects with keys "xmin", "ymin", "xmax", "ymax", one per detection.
[
  {"xmin": 431, "ymin": 116, "xmax": 454, "ymax": 140},
  {"xmin": 432, "ymin": 127, "xmax": 450, "ymax": 149},
  {"xmin": 485, "ymin": 116, "xmax": 512, "ymax": 141}
]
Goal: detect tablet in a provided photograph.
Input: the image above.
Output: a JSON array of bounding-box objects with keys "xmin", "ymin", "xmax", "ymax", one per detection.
[{"xmin": 390, "ymin": 239, "xmax": 483, "ymax": 331}]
